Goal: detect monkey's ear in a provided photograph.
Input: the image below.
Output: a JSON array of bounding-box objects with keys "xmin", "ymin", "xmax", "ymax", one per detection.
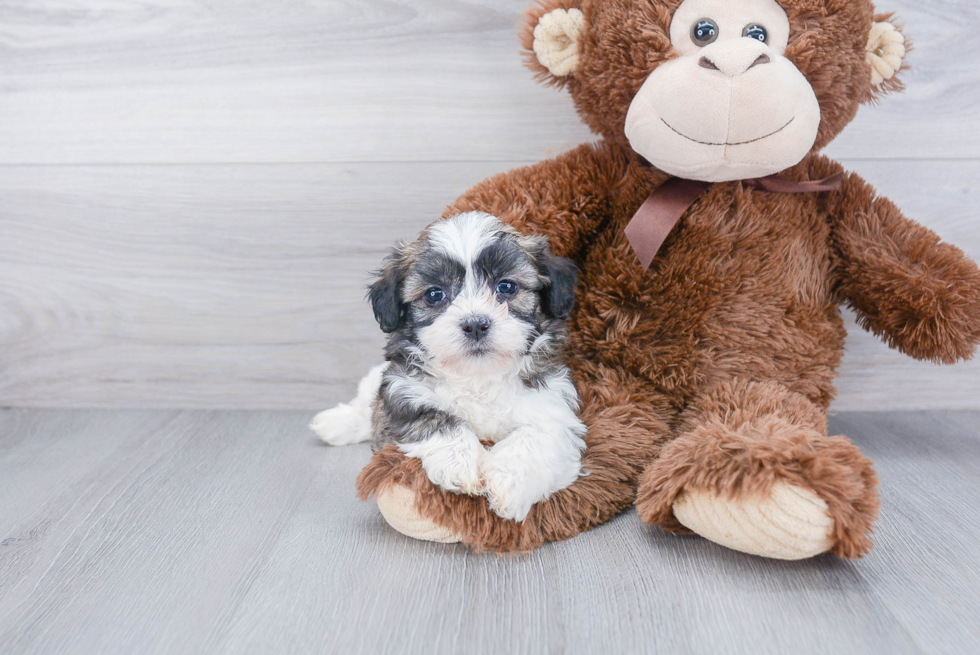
[
  {"xmin": 520, "ymin": 2, "xmax": 585, "ymax": 84},
  {"xmin": 368, "ymin": 248, "xmax": 407, "ymax": 333},
  {"xmin": 866, "ymin": 15, "xmax": 908, "ymax": 96}
]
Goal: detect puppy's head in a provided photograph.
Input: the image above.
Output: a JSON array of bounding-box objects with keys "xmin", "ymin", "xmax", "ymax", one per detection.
[{"xmin": 369, "ymin": 212, "xmax": 577, "ymax": 376}]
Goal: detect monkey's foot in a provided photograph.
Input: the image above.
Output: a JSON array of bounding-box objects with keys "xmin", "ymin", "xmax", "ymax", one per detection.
[
  {"xmin": 672, "ymin": 482, "xmax": 833, "ymax": 560},
  {"xmin": 375, "ymin": 484, "xmax": 462, "ymax": 544},
  {"xmin": 635, "ymin": 380, "xmax": 880, "ymax": 559}
]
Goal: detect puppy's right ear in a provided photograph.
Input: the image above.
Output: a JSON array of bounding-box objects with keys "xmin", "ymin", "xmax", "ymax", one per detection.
[
  {"xmin": 524, "ymin": 235, "xmax": 578, "ymax": 320},
  {"xmin": 539, "ymin": 251, "xmax": 578, "ymax": 320},
  {"xmin": 368, "ymin": 248, "xmax": 407, "ymax": 333}
]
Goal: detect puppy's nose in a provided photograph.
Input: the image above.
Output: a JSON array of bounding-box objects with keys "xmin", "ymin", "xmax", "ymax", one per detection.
[{"xmin": 461, "ymin": 317, "xmax": 491, "ymax": 341}]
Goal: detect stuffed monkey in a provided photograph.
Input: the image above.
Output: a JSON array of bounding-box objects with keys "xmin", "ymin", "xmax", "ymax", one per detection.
[{"xmin": 355, "ymin": 0, "xmax": 980, "ymax": 559}]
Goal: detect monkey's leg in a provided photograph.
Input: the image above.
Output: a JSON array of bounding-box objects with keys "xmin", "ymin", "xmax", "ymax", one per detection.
[
  {"xmin": 636, "ymin": 379, "xmax": 879, "ymax": 559},
  {"xmin": 356, "ymin": 366, "xmax": 670, "ymax": 552}
]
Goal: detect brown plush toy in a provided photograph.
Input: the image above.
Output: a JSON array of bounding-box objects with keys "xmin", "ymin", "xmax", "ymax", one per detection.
[{"xmin": 355, "ymin": 0, "xmax": 980, "ymax": 559}]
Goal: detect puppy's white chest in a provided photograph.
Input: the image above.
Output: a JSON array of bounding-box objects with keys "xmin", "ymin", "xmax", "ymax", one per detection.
[{"xmin": 433, "ymin": 381, "xmax": 523, "ymax": 443}]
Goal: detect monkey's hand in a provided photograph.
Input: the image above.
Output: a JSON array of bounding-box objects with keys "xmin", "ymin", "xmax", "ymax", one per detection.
[{"xmin": 827, "ymin": 169, "xmax": 980, "ymax": 363}]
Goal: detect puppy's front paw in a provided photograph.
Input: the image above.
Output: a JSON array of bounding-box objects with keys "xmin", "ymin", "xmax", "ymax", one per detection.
[
  {"xmin": 310, "ymin": 404, "xmax": 372, "ymax": 446},
  {"xmin": 481, "ymin": 431, "xmax": 582, "ymax": 522},
  {"xmin": 481, "ymin": 439, "xmax": 549, "ymax": 522},
  {"xmin": 481, "ymin": 462, "xmax": 535, "ymax": 522},
  {"xmin": 401, "ymin": 432, "xmax": 485, "ymax": 495}
]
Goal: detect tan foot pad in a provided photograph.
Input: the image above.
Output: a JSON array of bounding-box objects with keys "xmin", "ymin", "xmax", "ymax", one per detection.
[
  {"xmin": 673, "ymin": 481, "xmax": 834, "ymax": 560},
  {"xmin": 375, "ymin": 484, "xmax": 462, "ymax": 544}
]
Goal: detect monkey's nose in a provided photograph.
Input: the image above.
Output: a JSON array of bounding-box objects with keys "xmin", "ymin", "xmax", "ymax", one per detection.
[
  {"xmin": 698, "ymin": 40, "xmax": 772, "ymax": 77},
  {"xmin": 698, "ymin": 56, "xmax": 719, "ymax": 71},
  {"xmin": 461, "ymin": 317, "xmax": 491, "ymax": 341},
  {"xmin": 699, "ymin": 53, "xmax": 770, "ymax": 75}
]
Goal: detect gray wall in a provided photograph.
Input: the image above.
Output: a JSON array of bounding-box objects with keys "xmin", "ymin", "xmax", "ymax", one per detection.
[{"xmin": 1, "ymin": 0, "xmax": 978, "ymax": 410}]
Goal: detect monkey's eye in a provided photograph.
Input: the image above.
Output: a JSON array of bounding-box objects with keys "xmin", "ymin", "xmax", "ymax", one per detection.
[
  {"xmin": 496, "ymin": 280, "xmax": 518, "ymax": 296},
  {"xmin": 743, "ymin": 24, "xmax": 768, "ymax": 43},
  {"xmin": 691, "ymin": 19, "xmax": 719, "ymax": 46},
  {"xmin": 423, "ymin": 287, "xmax": 445, "ymax": 305}
]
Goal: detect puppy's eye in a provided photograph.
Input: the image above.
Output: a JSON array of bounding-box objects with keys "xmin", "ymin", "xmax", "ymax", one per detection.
[
  {"xmin": 423, "ymin": 287, "xmax": 445, "ymax": 305},
  {"xmin": 496, "ymin": 280, "xmax": 518, "ymax": 296},
  {"xmin": 743, "ymin": 24, "xmax": 768, "ymax": 43},
  {"xmin": 691, "ymin": 19, "xmax": 719, "ymax": 46}
]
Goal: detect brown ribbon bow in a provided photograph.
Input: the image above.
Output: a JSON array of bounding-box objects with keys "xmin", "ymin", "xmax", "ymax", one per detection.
[{"xmin": 624, "ymin": 172, "xmax": 845, "ymax": 270}]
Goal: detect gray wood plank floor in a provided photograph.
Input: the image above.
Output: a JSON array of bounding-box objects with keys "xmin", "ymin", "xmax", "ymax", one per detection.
[{"xmin": 1, "ymin": 409, "xmax": 978, "ymax": 654}]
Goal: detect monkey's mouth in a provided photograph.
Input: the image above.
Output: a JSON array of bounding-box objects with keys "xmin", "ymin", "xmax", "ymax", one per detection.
[{"xmin": 661, "ymin": 117, "xmax": 795, "ymax": 147}]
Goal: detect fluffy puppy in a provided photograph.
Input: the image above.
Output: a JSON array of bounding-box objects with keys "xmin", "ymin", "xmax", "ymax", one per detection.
[{"xmin": 312, "ymin": 212, "xmax": 586, "ymax": 521}]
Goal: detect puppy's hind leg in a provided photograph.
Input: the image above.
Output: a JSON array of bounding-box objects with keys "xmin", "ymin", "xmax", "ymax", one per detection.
[{"xmin": 310, "ymin": 363, "xmax": 388, "ymax": 446}]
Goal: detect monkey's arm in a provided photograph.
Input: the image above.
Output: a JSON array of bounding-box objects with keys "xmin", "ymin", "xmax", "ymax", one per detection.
[
  {"xmin": 443, "ymin": 141, "xmax": 627, "ymax": 258},
  {"xmin": 821, "ymin": 165, "xmax": 980, "ymax": 363}
]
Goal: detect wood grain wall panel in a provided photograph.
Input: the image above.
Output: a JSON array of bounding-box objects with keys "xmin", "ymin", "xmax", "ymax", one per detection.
[
  {"xmin": 0, "ymin": 162, "xmax": 503, "ymax": 408},
  {"xmin": 1, "ymin": 160, "xmax": 977, "ymax": 409},
  {"xmin": 0, "ymin": 0, "xmax": 977, "ymax": 408},
  {"xmin": 0, "ymin": 0, "xmax": 976, "ymax": 164}
]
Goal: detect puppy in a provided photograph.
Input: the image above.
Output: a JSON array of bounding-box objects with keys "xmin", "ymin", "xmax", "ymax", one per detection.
[{"xmin": 311, "ymin": 212, "xmax": 586, "ymax": 521}]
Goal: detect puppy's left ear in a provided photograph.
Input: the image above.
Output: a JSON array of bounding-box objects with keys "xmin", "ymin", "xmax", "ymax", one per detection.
[
  {"xmin": 368, "ymin": 247, "xmax": 407, "ymax": 333},
  {"xmin": 535, "ymin": 245, "xmax": 578, "ymax": 320}
]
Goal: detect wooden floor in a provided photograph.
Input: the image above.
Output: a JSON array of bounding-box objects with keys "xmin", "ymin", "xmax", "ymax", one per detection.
[{"xmin": 1, "ymin": 409, "xmax": 978, "ymax": 654}]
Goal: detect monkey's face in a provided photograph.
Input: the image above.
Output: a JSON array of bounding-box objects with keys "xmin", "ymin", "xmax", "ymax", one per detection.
[
  {"xmin": 522, "ymin": 0, "xmax": 906, "ymax": 182},
  {"xmin": 624, "ymin": 0, "xmax": 820, "ymax": 182}
]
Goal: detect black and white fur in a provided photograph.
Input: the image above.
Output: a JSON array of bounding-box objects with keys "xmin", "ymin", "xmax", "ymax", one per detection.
[{"xmin": 311, "ymin": 212, "xmax": 586, "ymax": 521}]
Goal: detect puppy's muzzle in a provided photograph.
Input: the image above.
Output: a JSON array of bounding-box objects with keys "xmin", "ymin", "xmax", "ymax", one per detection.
[{"xmin": 461, "ymin": 316, "xmax": 491, "ymax": 342}]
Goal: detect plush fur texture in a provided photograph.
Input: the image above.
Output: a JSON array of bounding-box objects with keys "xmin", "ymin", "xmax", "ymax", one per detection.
[
  {"xmin": 356, "ymin": 0, "xmax": 980, "ymax": 557},
  {"xmin": 634, "ymin": 379, "xmax": 879, "ymax": 558},
  {"xmin": 358, "ymin": 363, "xmax": 670, "ymax": 552}
]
